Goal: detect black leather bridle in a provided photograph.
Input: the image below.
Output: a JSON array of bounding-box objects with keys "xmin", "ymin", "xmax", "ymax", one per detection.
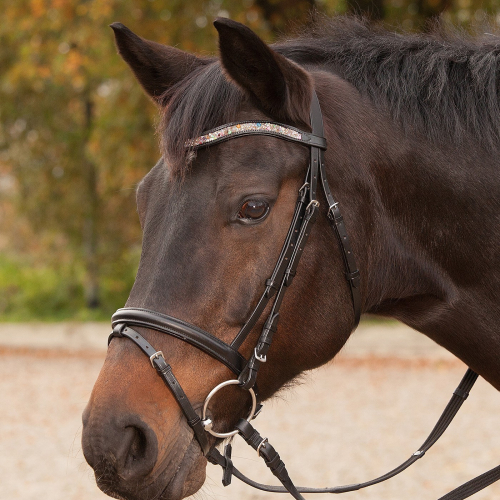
[{"xmin": 108, "ymin": 91, "xmax": 499, "ymax": 500}]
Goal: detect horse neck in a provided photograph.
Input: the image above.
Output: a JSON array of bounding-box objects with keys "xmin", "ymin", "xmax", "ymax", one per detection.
[{"xmin": 318, "ymin": 78, "xmax": 500, "ymax": 388}]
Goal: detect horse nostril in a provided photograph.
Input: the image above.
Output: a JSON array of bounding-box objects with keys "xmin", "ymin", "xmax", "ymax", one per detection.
[
  {"xmin": 124, "ymin": 426, "xmax": 147, "ymax": 466},
  {"xmin": 83, "ymin": 413, "xmax": 158, "ymax": 483},
  {"xmin": 115, "ymin": 420, "xmax": 158, "ymax": 480}
]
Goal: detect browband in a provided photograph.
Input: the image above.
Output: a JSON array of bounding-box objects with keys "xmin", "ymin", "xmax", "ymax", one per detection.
[{"xmin": 185, "ymin": 121, "xmax": 327, "ymax": 150}]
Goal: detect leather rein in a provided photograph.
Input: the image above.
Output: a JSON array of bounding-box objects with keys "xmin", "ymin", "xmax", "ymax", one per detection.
[{"xmin": 108, "ymin": 91, "xmax": 500, "ymax": 499}]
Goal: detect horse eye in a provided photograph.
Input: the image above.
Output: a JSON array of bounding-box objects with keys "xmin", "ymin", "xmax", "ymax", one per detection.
[{"xmin": 238, "ymin": 200, "xmax": 269, "ymax": 221}]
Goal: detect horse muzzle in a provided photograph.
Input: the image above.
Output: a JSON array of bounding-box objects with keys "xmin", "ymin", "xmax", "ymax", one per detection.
[{"xmin": 82, "ymin": 403, "xmax": 206, "ymax": 500}]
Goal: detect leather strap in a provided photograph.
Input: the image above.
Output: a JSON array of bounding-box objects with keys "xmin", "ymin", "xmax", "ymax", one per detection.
[
  {"xmin": 112, "ymin": 308, "xmax": 246, "ymax": 375},
  {"xmin": 319, "ymin": 156, "xmax": 361, "ymax": 327},
  {"xmin": 308, "ymin": 91, "xmax": 323, "ymax": 202},
  {"xmin": 238, "ymin": 201, "xmax": 319, "ymax": 389},
  {"xmin": 235, "ymin": 419, "xmax": 305, "ymax": 500},
  {"xmin": 209, "ymin": 369, "xmax": 491, "ymax": 500},
  {"xmin": 222, "ymin": 444, "xmax": 234, "ymax": 486},
  {"xmin": 231, "ymin": 183, "xmax": 309, "ymax": 350},
  {"xmin": 438, "ymin": 465, "xmax": 500, "ymax": 500},
  {"xmin": 109, "ymin": 323, "xmax": 211, "ymax": 455}
]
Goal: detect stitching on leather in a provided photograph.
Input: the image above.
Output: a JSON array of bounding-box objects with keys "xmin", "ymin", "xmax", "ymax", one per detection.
[
  {"xmin": 114, "ymin": 315, "xmax": 245, "ymax": 373},
  {"xmin": 115, "ymin": 308, "xmax": 225, "ymax": 343},
  {"xmin": 114, "ymin": 309, "xmax": 245, "ymax": 361}
]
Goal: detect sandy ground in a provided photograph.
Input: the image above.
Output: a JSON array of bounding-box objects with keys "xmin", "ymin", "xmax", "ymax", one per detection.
[{"xmin": 0, "ymin": 321, "xmax": 499, "ymax": 500}]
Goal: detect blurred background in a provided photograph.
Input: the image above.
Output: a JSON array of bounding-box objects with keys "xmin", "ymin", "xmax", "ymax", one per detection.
[{"xmin": 1, "ymin": 0, "xmax": 499, "ymax": 321}]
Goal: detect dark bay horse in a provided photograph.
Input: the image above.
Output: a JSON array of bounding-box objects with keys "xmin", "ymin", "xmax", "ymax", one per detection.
[{"xmin": 82, "ymin": 17, "xmax": 500, "ymax": 500}]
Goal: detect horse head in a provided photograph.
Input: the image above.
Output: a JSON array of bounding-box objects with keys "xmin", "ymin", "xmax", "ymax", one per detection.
[{"xmin": 82, "ymin": 18, "xmax": 360, "ymax": 500}]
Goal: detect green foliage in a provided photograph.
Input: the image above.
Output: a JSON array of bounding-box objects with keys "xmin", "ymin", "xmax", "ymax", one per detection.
[
  {"xmin": 0, "ymin": 253, "xmax": 84, "ymax": 320},
  {"xmin": 0, "ymin": 251, "xmax": 139, "ymax": 321}
]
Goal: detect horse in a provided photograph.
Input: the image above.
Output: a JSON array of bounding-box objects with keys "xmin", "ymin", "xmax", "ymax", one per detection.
[{"xmin": 81, "ymin": 16, "xmax": 500, "ymax": 500}]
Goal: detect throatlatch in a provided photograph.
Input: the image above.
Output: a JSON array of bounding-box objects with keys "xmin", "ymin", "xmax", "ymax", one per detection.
[{"xmin": 108, "ymin": 90, "xmax": 499, "ymax": 500}]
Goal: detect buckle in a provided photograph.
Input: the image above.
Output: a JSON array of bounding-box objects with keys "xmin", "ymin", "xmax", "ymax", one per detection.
[
  {"xmin": 149, "ymin": 351, "xmax": 165, "ymax": 367},
  {"xmin": 298, "ymin": 182, "xmax": 309, "ymax": 195},
  {"xmin": 346, "ymin": 270, "xmax": 360, "ymax": 287},
  {"xmin": 327, "ymin": 202, "xmax": 342, "ymax": 222},
  {"xmin": 256, "ymin": 437, "xmax": 268, "ymax": 456},
  {"xmin": 306, "ymin": 199, "xmax": 320, "ymax": 212},
  {"xmin": 254, "ymin": 347, "xmax": 267, "ymax": 363}
]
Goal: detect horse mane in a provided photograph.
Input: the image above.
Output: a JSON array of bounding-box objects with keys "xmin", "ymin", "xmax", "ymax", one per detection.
[
  {"xmin": 277, "ymin": 17, "xmax": 500, "ymax": 148},
  {"xmin": 161, "ymin": 17, "xmax": 500, "ymax": 171}
]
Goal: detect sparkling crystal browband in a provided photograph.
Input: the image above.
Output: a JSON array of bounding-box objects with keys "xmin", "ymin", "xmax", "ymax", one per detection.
[{"xmin": 185, "ymin": 121, "xmax": 327, "ymax": 150}]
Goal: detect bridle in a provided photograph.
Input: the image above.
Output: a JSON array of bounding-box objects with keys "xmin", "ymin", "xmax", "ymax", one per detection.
[{"xmin": 108, "ymin": 90, "xmax": 500, "ymax": 499}]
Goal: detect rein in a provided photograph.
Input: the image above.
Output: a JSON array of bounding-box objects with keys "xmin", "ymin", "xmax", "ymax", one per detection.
[{"xmin": 108, "ymin": 91, "xmax": 500, "ymax": 499}]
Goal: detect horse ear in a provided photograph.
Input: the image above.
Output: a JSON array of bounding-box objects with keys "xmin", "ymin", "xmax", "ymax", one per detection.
[
  {"xmin": 213, "ymin": 18, "xmax": 312, "ymax": 130},
  {"xmin": 110, "ymin": 23, "xmax": 206, "ymax": 104}
]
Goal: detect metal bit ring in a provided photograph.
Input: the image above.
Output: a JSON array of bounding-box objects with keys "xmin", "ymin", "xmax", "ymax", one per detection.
[{"xmin": 201, "ymin": 379, "xmax": 257, "ymax": 438}]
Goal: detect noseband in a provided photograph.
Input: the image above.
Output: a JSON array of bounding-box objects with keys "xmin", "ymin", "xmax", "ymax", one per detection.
[{"xmin": 108, "ymin": 91, "xmax": 498, "ymax": 499}]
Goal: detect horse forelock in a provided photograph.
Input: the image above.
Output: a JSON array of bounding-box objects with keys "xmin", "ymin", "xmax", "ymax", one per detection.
[{"xmin": 159, "ymin": 61, "xmax": 244, "ymax": 175}]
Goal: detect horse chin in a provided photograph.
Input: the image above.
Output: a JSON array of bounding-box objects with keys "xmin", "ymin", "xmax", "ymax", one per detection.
[
  {"xmin": 157, "ymin": 439, "xmax": 207, "ymax": 500},
  {"xmin": 93, "ymin": 438, "xmax": 207, "ymax": 500}
]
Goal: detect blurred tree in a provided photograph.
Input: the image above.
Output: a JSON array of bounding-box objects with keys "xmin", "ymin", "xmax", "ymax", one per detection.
[
  {"xmin": 1, "ymin": 1, "xmax": 157, "ymax": 308},
  {"xmin": 416, "ymin": 0, "xmax": 451, "ymax": 19},
  {"xmin": 329, "ymin": 0, "xmax": 499, "ymax": 28},
  {"xmin": 346, "ymin": 0, "xmax": 385, "ymax": 20},
  {"xmin": 254, "ymin": 0, "xmax": 316, "ymax": 32}
]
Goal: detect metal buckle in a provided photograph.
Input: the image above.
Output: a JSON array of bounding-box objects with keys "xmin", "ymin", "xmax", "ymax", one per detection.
[
  {"xmin": 327, "ymin": 202, "xmax": 339, "ymax": 220},
  {"xmin": 254, "ymin": 347, "xmax": 267, "ymax": 363},
  {"xmin": 306, "ymin": 199, "xmax": 320, "ymax": 212},
  {"xmin": 299, "ymin": 181, "xmax": 309, "ymax": 194},
  {"xmin": 256, "ymin": 437, "xmax": 268, "ymax": 456},
  {"xmin": 149, "ymin": 351, "xmax": 164, "ymax": 367}
]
